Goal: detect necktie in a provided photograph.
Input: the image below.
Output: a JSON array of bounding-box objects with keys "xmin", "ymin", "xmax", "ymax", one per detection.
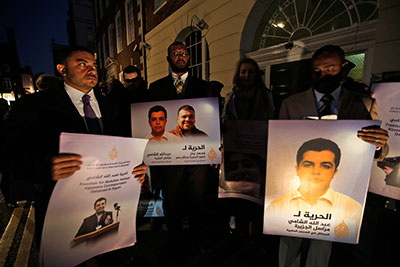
[
  {"xmin": 318, "ymin": 94, "xmax": 334, "ymax": 118},
  {"xmin": 82, "ymin": 94, "xmax": 102, "ymax": 134},
  {"xmin": 175, "ymin": 76, "xmax": 183, "ymax": 95}
]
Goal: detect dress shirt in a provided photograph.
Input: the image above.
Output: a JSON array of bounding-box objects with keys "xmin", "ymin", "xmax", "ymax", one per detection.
[
  {"xmin": 64, "ymin": 82, "xmax": 102, "ymax": 118},
  {"xmin": 266, "ymin": 187, "xmax": 362, "ymax": 222},
  {"xmin": 145, "ymin": 131, "xmax": 180, "ymax": 143}
]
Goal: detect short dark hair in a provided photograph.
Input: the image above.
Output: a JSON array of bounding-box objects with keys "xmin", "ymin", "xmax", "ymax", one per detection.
[
  {"xmin": 311, "ymin": 45, "xmax": 345, "ymax": 64},
  {"xmin": 296, "ymin": 138, "xmax": 341, "ymax": 169},
  {"xmin": 148, "ymin": 105, "xmax": 167, "ymax": 120},
  {"xmin": 94, "ymin": 197, "xmax": 107, "ymax": 208},
  {"xmin": 167, "ymin": 41, "xmax": 187, "ymax": 57},
  {"xmin": 57, "ymin": 46, "xmax": 95, "ymax": 65},
  {"xmin": 177, "ymin": 105, "xmax": 195, "ymax": 115},
  {"xmin": 123, "ymin": 65, "xmax": 141, "ymax": 78}
]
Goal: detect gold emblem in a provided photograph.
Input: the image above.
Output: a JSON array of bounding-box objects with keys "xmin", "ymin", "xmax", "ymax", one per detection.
[
  {"xmin": 109, "ymin": 146, "xmax": 118, "ymax": 160},
  {"xmin": 156, "ymin": 206, "xmax": 162, "ymax": 215},
  {"xmin": 334, "ymin": 220, "xmax": 349, "ymax": 238},
  {"xmin": 208, "ymin": 148, "xmax": 217, "ymax": 161}
]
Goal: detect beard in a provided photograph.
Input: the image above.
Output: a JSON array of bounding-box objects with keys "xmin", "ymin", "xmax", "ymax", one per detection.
[
  {"xmin": 168, "ymin": 58, "xmax": 189, "ymax": 73},
  {"xmin": 313, "ymin": 72, "xmax": 342, "ymax": 94}
]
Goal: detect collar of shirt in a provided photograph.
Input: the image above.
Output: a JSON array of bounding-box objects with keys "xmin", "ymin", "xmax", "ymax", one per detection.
[
  {"xmin": 314, "ymin": 86, "xmax": 341, "ymax": 115},
  {"xmin": 291, "ymin": 187, "xmax": 335, "ymax": 207},
  {"xmin": 172, "ymin": 72, "xmax": 188, "ymax": 84},
  {"xmin": 64, "ymin": 82, "xmax": 102, "ymax": 118}
]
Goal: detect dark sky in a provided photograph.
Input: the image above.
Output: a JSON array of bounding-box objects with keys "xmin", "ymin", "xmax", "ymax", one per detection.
[{"xmin": 0, "ymin": 0, "xmax": 69, "ymax": 75}]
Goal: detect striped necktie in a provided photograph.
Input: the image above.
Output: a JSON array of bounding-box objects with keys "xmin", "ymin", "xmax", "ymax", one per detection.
[
  {"xmin": 318, "ymin": 94, "xmax": 334, "ymax": 118},
  {"xmin": 175, "ymin": 76, "xmax": 183, "ymax": 95}
]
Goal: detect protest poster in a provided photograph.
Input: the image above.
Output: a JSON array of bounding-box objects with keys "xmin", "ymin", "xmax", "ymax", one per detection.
[
  {"xmin": 369, "ymin": 82, "xmax": 400, "ymax": 200},
  {"xmin": 131, "ymin": 97, "xmax": 221, "ymax": 166},
  {"xmin": 264, "ymin": 120, "xmax": 378, "ymax": 244},
  {"xmin": 219, "ymin": 120, "xmax": 267, "ymax": 204},
  {"xmin": 40, "ymin": 133, "xmax": 148, "ymax": 267}
]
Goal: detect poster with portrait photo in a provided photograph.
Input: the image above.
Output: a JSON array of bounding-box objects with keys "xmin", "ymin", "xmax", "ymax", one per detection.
[
  {"xmin": 369, "ymin": 82, "xmax": 400, "ymax": 200},
  {"xmin": 264, "ymin": 120, "xmax": 378, "ymax": 244},
  {"xmin": 40, "ymin": 133, "xmax": 148, "ymax": 267},
  {"xmin": 131, "ymin": 97, "xmax": 221, "ymax": 166},
  {"xmin": 219, "ymin": 120, "xmax": 267, "ymax": 204}
]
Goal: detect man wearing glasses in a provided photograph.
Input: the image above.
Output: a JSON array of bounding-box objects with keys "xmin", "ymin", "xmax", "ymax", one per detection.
[{"xmin": 148, "ymin": 42, "xmax": 214, "ymax": 257}]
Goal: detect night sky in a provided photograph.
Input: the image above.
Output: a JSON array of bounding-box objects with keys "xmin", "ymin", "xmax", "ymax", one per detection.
[{"xmin": 1, "ymin": 0, "xmax": 69, "ymax": 75}]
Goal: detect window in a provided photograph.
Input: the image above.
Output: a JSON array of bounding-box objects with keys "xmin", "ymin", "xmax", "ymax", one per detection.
[
  {"xmin": 115, "ymin": 11, "xmax": 123, "ymax": 53},
  {"xmin": 108, "ymin": 24, "xmax": 115, "ymax": 58},
  {"xmin": 2, "ymin": 64, "xmax": 10, "ymax": 73},
  {"xmin": 255, "ymin": 0, "xmax": 378, "ymax": 49},
  {"xmin": 2, "ymin": 79, "xmax": 12, "ymax": 90},
  {"xmin": 99, "ymin": 0, "xmax": 103, "ymax": 18},
  {"xmin": 125, "ymin": 0, "xmax": 135, "ymax": 45},
  {"xmin": 154, "ymin": 0, "xmax": 167, "ymax": 13},
  {"xmin": 184, "ymin": 30, "xmax": 209, "ymax": 80},
  {"xmin": 345, "ymin": 53, "xmax": 365, "ymax": 82}
]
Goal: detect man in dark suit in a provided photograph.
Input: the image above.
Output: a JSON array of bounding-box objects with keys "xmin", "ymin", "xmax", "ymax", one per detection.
[
  {"xmin": 76, "ymin": 197, "xmax": 114, "ymax": 237},
  {"xmin": 5, "ymin": 47, "xmax": 146, "ymax": 247},
  {"xmin": 278, "ymin": 45, "xmax": 389, "ymax": 267},
  {"xmin": 148, "ymin": 41, "xmax": 214, "ymax": 253}
]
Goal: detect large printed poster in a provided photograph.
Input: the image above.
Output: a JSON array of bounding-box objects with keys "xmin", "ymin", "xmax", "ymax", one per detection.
[
  {"xmin": 40, "ymin": 133, "xmax": 148, "ymax": 267},
  {"xmin": 369, "ymin": 82, "xmax": 400, "ymax": 200},
  {"xmin": 219, "ymin": 120, "xmax": 267, "ymax": 204},
  {"xmin": 264, "ymin": 120, "xmax": 377, "ymax": 244},
  {"xmin": 131, "ymin": 97, "xmax": 221, "ymax": 165}
]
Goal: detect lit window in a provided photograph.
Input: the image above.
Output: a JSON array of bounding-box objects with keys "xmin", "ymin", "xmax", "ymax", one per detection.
[
  {"xmin": 125, "ymin": 0, "xmax": 135, "ymax": 45},
  {"xmin": 2, "ymin": 79, "xmax": 12, "ymax": 90},
  {"xmin": 115, "ymin": 11, "xmax": 123, "ymax": 53}
]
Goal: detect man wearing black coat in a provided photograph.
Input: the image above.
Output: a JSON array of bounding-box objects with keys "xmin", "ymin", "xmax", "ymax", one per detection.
[{"xmin": 148, "ymin": 41, "xmax": 214, "ymax": 253}]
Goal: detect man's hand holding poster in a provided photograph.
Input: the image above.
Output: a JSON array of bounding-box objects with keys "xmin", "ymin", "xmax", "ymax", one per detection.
[
  {"xmin": 264, "ymin": 120, "xmax": 378, "ymax": 244},
  {"xmin": 369, "ymin": 82, "xmax": 400, "ymax": 200},
  {"xmin": 40, "ymin": 133, "xmax": 148, "ymax": 267},
  {"xmin": 131, "ymin": 97, "xmax": 221, "ymax": 165}
]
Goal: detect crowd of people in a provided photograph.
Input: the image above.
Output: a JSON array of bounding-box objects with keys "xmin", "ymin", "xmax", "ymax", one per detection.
[{"xmin": 0, "ymin": 41, "xmax": 398, "ymax": 267}]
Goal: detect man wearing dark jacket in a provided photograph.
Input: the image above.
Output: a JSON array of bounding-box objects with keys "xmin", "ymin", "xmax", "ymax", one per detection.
[{"xmin": 148, "ymin": 41, "xmax": 214, "ymax": 253}]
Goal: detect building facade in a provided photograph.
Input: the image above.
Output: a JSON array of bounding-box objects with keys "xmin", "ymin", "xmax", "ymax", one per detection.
[
  {"xmin": 93, "ymin": 0, "xmax": 143, "ymax": 86},
  {"xmin": 143, "ymin": 0, "xmax": 400, "ymax": 111}
]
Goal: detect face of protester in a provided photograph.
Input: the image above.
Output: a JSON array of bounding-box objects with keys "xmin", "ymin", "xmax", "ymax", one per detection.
[
  {"xmin": 312, "ymin": 52, "xmax": 347, "ymax": 94},
  {"xmin": 124, "ymin": 72, "xmax": 139, "ymax": 87},
  {"xmin": 239, "ymin": 63, "xmax": 257, "ymax": 88},
  {"xmin": 168, "ymin": 45, "xmax": 189, "ymax": 73},
  {"xmin": 94, "ymin": 199, "xmax": 106, "ymax": 215},
  {"xmin": 149, "ymin": 111, "xmax": 167, "ymax": 135},
  {"xmin": 58, "ymin": 51, "xmax": 98, "ymax": 93},
  {"xmin": 177, "ymin": 109, "xmax": 195, "ymax": 131},
  {"xmin": 296, "ymin": 150, "xmax": 338, "ymax": 197}
]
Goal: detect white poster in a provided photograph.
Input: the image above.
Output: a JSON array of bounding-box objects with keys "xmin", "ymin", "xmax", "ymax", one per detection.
[
  {"xmin": 131, "ymin": 97, "xmax": 221, "ymax": 165},
  {"xmin": 40, "ymin": 133, "xmax": 148, "ymax": 267},
  {"xmin": 369, "ymin": 82, "xmax": 400, "ymax": 200},
  {"xmin": 264, "ymin": 120, "xmax": 377, "ymax": 244}
]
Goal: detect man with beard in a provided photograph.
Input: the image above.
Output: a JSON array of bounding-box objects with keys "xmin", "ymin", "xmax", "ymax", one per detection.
[
  {"xmin": 278, "ymin": 45, "xmax": 390, "ymax": 267},
  {"xmin": 169, "ymin": 105, "xmax": 208, "ymax": 138},
  {"xmin": 148, "ymin": 41, "xmax": 213, "ymax": 257}
]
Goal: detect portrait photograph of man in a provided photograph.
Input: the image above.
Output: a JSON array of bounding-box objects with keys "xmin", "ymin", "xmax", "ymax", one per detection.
[
  {"xmin": 264, "ymin": 120, "xmax": 378, "ymax": 243},
  {"xmin": 130, "ymin": 97, "xmax": 221, "ymax": 166},
  {"xmin": 75, "ymin": 197, "xmax": 114, "ymax": 237},
  {"xmin": 146, "ymin": 105, "xmax": 179, "ymax": 143}
]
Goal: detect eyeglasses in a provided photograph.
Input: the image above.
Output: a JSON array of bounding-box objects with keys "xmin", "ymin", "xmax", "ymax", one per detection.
[
  {"xmin": 312, "ymin": 65, "xmax": 340, "ymax": 75},
  {"xmin": 171, "ymin": 51, "xmax": 188, "ymax": 58}
]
